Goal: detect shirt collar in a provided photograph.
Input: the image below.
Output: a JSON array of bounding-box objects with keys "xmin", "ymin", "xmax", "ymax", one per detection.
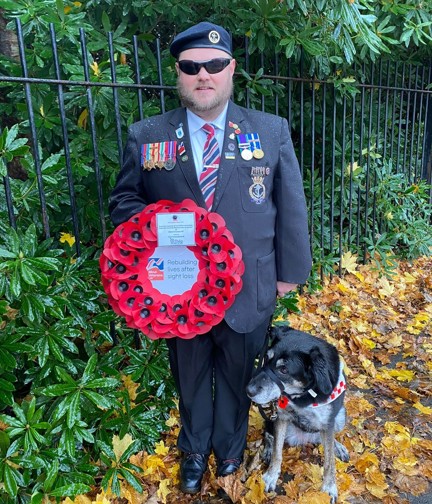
[{"xmin": 186, "ymin": 102, "xmax": 229, "ymax": 135}]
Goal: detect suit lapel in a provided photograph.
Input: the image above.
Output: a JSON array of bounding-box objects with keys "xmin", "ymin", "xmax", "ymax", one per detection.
[
  {"xmin": 212, "ymin": 102, "xmax": 246, "ymax": 212},
  {"xmin": 168, "ymin": 108, "xmax": 206, "ymax": 206}
]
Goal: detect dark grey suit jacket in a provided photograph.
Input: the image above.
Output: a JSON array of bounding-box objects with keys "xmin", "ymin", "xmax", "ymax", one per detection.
[{"xmin": 109, "ymin": 101, "xmax": 312, "ymax": 333}]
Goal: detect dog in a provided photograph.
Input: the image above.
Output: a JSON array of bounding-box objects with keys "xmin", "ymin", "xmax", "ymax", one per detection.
[{"xmin": 246, "ymin": 326, "xmax": 349, "ymax": 503}]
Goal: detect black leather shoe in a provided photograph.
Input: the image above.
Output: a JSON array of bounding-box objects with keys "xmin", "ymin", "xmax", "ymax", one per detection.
[
  {"xmin": 180, "ymin": 453, "xmax": 208, "ymax": 494},
  {"xmin": 216, "ymin": 457, "xmax": 243, "ymax": 477}
]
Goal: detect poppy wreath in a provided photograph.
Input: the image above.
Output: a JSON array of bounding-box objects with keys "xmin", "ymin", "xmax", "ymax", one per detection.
[{"xmin": 100, "ymin": 199, "xmax": 244, "ymax": 340}]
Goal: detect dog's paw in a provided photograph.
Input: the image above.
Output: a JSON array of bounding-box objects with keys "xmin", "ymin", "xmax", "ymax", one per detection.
[
  {"xmin": 321, "ymin": 481, "xmax": 338, "ymax": 503},
  {"xmin": 262, "ymin": 432, "xmax": 273, "ymax": 465},
  {"xmin": 335, "ymin": 441, "xmax": 350, "ymax": 462},
  {"xmin": 263, "ymin": 469, "xmax": 280, "ymax": 492}
]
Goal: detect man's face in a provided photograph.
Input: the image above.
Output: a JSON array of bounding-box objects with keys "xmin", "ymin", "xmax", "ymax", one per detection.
[{"xmin": 176, "ymin": 48, "xmax": 236, "ymax": 119}]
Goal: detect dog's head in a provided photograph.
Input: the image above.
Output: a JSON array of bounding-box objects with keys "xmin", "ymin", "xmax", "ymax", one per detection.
[{"xmin": 246, "ymin": 327, "xmax": 338, "ymax": 406}]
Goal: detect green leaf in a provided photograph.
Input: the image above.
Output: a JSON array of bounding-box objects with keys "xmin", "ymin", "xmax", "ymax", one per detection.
[
  {"xmin": 81, "ymin": 353, "xmax": 98, "ymax": 383},
  {"xmin": 0, "ymin": 348, "xmax": 17, "ymax": 370},
  {"xmin": 56, "ymin": 0, "xmax": 65, "ymax": 22},
  {"xmin": 43, "ymin": 384, "xmax": 77, "ymax": 396},
  {"xmin": 0, "ymin": 1, "xmax": 17, "ymax": 10},
  {"xmin": 4, "ymin": 463, "xmax": 18, "ymax": 497},
  {"xmin": 10, "ymin": 264, "xmax": 22, "ymax": 298},
  {"xmin": 49, "ymin": 483, "xmax": 91, "ymax": 497},
  {"xmin": 119, "ymin": 467, "xmax": 142, "ymax": 493},
  {"xmin": 0, "ymin": 248, "xmax": 17, "ymax": 259},
  {"xmin": 43, "ymin": 458, "xmax": 59, "ymax": 492},
  {"xmin": 0, "ymin": 430, "xmax": 11, "ymax": 457},
  {"xmin": 102, "ymin": 10, "xmax": 111, "ymax": 32},
  {"xmin": 20, "ymin": 261, "xmax": 49, "ymax": 286},
  {"xmin": 30, "ymin": 492, "xmax": 44, "ymax": 504},
  {"xmin": 67, "ymin": 391, "xmax": 81, "ymax": 428},
  {"xmin": 83, "ymin": 390, "xmax": 117, "ymax": 409},
  {"xmin": 4, "ymin": 124, "xmax": 18, "ymax": 148},
  {"xmin": 84, "ymin": 377, "xmax": 118, "ymax": 389},
  {"xmin": 63, "ymin": 429, "xmax": 76, "ymax": 458}
]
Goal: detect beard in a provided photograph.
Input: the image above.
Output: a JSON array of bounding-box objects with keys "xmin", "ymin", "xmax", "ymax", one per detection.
[{"xmin": 177, "ymin": 78, "xmax": 233, "ymax": 116}]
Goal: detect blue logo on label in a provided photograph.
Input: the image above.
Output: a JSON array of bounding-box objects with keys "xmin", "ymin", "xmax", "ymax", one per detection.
[{"xmin": 147, "ymin": 258, "xmax": 164, "ymax": 270}]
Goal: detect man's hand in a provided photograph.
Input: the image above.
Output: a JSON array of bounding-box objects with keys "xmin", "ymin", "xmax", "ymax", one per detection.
[{"xmin": 276, "ymin": 281, "xmax": 298, "ymax": 297}]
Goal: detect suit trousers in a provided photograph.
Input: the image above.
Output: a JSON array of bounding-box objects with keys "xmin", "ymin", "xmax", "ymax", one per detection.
[{"xmin": 166, "ymin": 317, "xmax": 270, "ymax": 459}]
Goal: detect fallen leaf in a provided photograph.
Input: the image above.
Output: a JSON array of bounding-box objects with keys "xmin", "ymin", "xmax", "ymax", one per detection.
[{"xmin": 112, "ymin": 433, "xmax": 134, "ymax": 462}]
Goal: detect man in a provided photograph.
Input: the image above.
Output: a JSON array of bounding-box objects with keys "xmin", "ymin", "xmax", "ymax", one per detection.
[{"xmin": 109, "ymin": 21, "xmax": 311, "ymax": 494}]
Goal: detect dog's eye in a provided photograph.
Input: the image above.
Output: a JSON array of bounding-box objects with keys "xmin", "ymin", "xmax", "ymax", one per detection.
[{"xmin": 278, "ymin": 366, "xmax": 288, "ymax": 374}]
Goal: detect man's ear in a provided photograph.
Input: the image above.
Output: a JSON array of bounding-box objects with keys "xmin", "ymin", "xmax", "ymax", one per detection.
[{"xmin": 175, "ymin": 61, "xmax": 180, "ymax": 76}]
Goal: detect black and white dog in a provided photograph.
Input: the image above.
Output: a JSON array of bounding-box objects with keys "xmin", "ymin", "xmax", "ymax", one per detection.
[{"xmin": 246, "ymin": 327, "xmax": 349, "ymax": 503}]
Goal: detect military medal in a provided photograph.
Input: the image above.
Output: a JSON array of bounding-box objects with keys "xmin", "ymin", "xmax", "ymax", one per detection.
[
  {"xmin": 241, "ymin": 149, "xmax": 253, "ymax": 161},
  {"xmin": 165, "ymin": 158, "xmax": 175, "ymax": 170},
  {"xmin": 141, "ymin": 144, "xmax": 153, "ymax": 170},
  {"xmin": 253, "ymin": 148, "xmax": 264, "ymax": 159},
  {"xmin": 164, "ymin": 141, "xmax": 176, "ymax": 170}
]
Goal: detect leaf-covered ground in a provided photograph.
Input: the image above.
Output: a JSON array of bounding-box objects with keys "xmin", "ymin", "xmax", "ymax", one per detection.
[{"xmin": 64, "ymin": 256, "xmax": 432, "ymax": 504}]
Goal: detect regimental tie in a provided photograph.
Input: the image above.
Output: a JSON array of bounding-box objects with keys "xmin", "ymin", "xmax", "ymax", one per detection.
[{"xmin": 199, "ymin": 123, "xmax": 221, "ymax": 210}]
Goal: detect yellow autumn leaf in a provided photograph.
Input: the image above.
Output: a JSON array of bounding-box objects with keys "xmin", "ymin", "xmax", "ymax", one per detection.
[
  {"xmin": 92, "ymin": 496, "xmax": 111, "ymax": 504},
  {"xmin": 353, "ymin": 271, "xmax": 365, "ymax": 282},
  {"xmin": 245, "ymin": 472, "xmax": 266, "ymax": 503},
  {"xmin": 157, "ymin": 479, "xmax": 171, "ymax": 504},
  {"xmin": 346, "ymin": 161, "xmax": 359, "ymax": 176},
  {"xmin": 359, "ymin": 355, "xmax": 376, "ymax": 377},
  {"xmin": 112, "ymin": 433, "xmax": 134, "ymax": 462},
  {"xmin": 249, "ymin": 406, "xmax": 264, "ymax": 430},
  {"xmin": 298, "ymin": 491, "xmax": 331, "ymax": 504},
  {"xmin": 78, "ymin": 108, "xmax": 88, "ymax": 129},
  {"xmin": 393, "ymin": 452, "xmax": 419, "ymax": 476},
  {"xmin": 62, "ymin": 496, "xmax": 92, "ymax": 504},
  {"xmin": 59, "ymin": 232, "xmax": 76, "ymax": 247},
  {"xmin": 143, "ymin": 454, "xmax": 165, "ymax": 476},
  {"xmin": 378, "ymin": 277, "xmax": 395, "ymax": 298},
  {"xmin": 90, "ymin": 61, "xmax": 101, "ymax": 77},
  {"xmin": 387, "ymin": 369, "xmax": 415, "ymax": 382},
  {"xmin": 165, "ymin": 415, "xmax": 178, "ymax": 428},
  {"xmin": 384, "ymin": 422, "xmax": 410, "ymax": 436},
  {"xmin": 341, "ymin": 251, "xmax": 358, "ymax": 273},
  {"xmin": 365, "ymin": 465, "xmax": 389, "ymax": 498},
  {"xmin": 154, "ymin": 440, "xmax": 169, "ymax": 456},
  {"xmin": 354, "ymin": 451, "xmax": 380, "ymax": 474},
  {"xmin": 413, "ymin": 402, "xmax": 432, "ymax": 415},
  {"xmin": 121, "ymin": 374, "xmax": 139, "ymax": 402}
]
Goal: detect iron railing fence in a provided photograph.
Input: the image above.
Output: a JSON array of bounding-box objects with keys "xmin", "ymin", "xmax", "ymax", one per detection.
[{"xmin": 1, "ymin": 19, "xmax": 432, "ymax": 270}]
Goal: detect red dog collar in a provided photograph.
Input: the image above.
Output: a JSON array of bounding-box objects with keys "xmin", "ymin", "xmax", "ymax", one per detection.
[{"xmin": 278, "ymin": 366, "xmax": 347, "ymax": 410}]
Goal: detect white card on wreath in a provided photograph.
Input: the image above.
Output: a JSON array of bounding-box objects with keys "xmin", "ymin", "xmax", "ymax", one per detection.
[{"xmin": 156, "ymin": 212, "xmax": 196, "ymax": 246}]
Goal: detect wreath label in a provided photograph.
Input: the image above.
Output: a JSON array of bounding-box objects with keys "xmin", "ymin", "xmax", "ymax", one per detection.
[
  {"xmin": 146, "ymin": 246, "xmax": 199, "ymax": 295},
  {"xmin": 100, "ymin": 199, "xmax": 244, "ymax": 340}
]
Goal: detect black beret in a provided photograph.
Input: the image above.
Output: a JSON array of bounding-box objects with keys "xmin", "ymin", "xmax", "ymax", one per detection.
[{"xmin": 170, "ymin": 22, "xmax": 232, "ymax": 59}]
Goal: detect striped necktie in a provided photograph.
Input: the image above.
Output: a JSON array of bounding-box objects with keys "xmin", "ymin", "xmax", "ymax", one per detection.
[{"xmin": 199, "ymin": 123, "xmax": 220, "ymax": 210}]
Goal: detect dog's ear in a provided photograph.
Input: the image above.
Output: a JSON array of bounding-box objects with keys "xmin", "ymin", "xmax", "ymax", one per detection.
[
  {"xmin": 310, "ymin": 346, "xmax": 333, "ymax": 395},
  {"xmin": 271, "ymin": 325, "xmax": 292, "ymax": 344}
]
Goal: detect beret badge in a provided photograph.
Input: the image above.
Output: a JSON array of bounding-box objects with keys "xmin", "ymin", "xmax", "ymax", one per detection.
[{"xmin": 209, "ymin": 30, "xmax": 220, "ymax": 44}]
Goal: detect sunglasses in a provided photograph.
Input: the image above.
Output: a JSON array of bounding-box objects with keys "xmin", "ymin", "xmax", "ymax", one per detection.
[{"xmin": 178, "ymin": 58, "xmax": 232, "ymax": 75}]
